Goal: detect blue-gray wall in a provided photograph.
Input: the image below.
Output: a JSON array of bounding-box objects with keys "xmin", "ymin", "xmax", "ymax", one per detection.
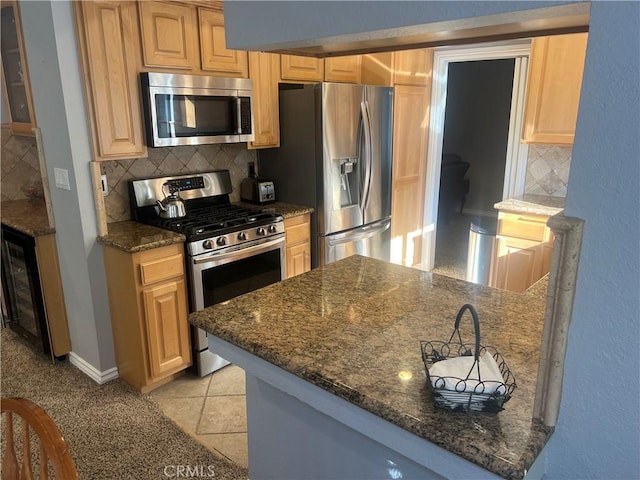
[
  {"xmin": 225, "ymin": 2, "xmax": 639, "ymax": 479},
  {"xmin": 19, "ymin": 1, "xmax": 115, "ymax": 372}
]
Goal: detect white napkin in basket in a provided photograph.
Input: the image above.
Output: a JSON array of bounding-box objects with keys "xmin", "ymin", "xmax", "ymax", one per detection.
[{"xmin": 429, "ymin": 351, "xmax": 506, "ymax": 395}]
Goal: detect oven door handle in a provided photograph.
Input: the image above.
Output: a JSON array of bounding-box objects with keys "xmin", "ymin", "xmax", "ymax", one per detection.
[{"xmin": 193, "ymin": 235, "xmax": 285, "ymax": 266}]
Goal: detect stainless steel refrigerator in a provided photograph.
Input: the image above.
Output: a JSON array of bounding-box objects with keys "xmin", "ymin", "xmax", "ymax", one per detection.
[{"xmin": 259, "ymin": 82, "xmax": 393, "ymax": 268}]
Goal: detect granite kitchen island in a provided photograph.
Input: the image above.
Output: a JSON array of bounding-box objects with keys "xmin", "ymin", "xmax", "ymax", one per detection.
[{"xmin": 189, "ymin": 255, "xmax": 552, "ymax": 479}]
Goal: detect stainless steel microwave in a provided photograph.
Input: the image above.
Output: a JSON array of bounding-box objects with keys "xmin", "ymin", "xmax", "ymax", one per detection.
[{"xmin": 140, "ymin": 72, "xmax": 254, "ymax": 147}]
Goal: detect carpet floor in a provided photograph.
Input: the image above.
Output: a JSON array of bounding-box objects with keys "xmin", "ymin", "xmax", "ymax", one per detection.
[{"xmin": 0, "ymin": 327, "xmax": 249, "ymax": 480}]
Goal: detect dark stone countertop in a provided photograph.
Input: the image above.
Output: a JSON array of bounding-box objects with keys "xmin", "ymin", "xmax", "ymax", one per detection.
[
  {"xmin": 190, "ymin": 255, "xmax": 552, "ymax": 479},
  {"xmin": 494, "ymin": 194, "xmax": 565, "ymax": 217},
  {"xmin": 1, "ymin": 199, "xmax": 55, "ymax": 236},
  {"xmin": 97, "ymin": 221, "xmax": 185, "ymax": 253},
  {"xmin": 97, "ymin": 202, "xmax": 313, "ymax": 253},
  {"xmin": 234, "ymin": 201, "xmax": 314, "ymax": 219}
]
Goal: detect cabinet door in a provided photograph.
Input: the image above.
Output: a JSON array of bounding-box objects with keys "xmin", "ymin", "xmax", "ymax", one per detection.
[
  {"xmin": 284, "ymin": 214, "xmax": 311, "ymax": 278},
  {"xmin": 143, "ymin": 279, "xmax": 191, "ymax": 379},
  {"xmin": 76, "ymin": 1, "xmax": 147, "ymax": 160},
  {"xmin": 393, "ymin": 48, "xmax": 432, "ymax": 86},
  {"xmin": 198, "ymin": 8, "xmax": 248, "ymax": 77},
  {"xmin": 248, "ymin": 52, "xmax": 280, "ymax": 149},
  {"xmin": 390, "ymin": 83, "xmax": 431, "ymax": 267},
  {"xmin": 522, "ymin": 33, "xmax": 588, "ymax": 145},
  {"xmin": 0, "ymin": 1, "xmax": 36, "ymax": 136},
  {"xmin": 361, "ymin": 52, "xmax": 394, "ymax": 86},
  {"xmin": 280, "ymin": 55, "xmax": 324, "ymax": 82},
  {"xmin": 138, "ymin": 1, "xmax": 197, "ymax": 70},
  {"xmin": 286, "ymin": 243, "xmax": 311, "ymax": 278},
  {"xmin": 493, "ymin": 237, "xmax": 543, "ymax": 293},
  {"xmin": 324, "ymin": 55, "xmax": 362, "ymax": 83}
]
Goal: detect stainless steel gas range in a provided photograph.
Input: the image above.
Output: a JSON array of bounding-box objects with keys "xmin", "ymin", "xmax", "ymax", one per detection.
[{"xmin": 129, "ymin": 170, "xmax": 286, "ymax": 376}]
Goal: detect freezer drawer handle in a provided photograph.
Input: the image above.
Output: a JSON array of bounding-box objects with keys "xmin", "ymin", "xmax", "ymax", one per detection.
[{"xmin": 326, "ymin": 220, "xmax": 391, "ymax": 246}]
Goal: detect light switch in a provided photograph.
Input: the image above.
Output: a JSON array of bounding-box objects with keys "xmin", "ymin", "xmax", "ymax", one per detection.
[{"xmin": 54, "ymin": 167, "xmax": 71, "ymax": 191}]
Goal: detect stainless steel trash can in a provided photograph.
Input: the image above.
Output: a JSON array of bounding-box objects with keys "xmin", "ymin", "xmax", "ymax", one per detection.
[{"xmin": 466, "ymin": 219, "xmax": 497, "ymax": 285}]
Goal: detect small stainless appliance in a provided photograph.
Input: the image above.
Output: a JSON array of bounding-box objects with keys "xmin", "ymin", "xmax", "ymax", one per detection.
[
  {"xmin": 140, "ymin": 72, "xmax": 254, "ymax": 147},
  {"xmin": 240, "ymin": 163, "xmax": 275, "ymax": 205},
  {"xmin": 259, "ymin": 82, "xmax": 394, "ymax": 268},
  {"xmin": 129, "ymin": 171, "xmax": 285, "ymax": 376}
]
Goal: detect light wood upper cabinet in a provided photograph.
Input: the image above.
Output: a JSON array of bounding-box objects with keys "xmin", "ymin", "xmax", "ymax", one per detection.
[
  {"xmin": 522, "ymin": 33, "xmax": 588, "ymax": 145},
  {"xmin": 324, "ymin": 55, "xmax": 362, "ymax": 83},
  {"xmin": 74, "ymin": 1, "xmax": 147, "ymax": 160},
  {"xmin": 1, "ymin": 1, "xmax": 36, "ymax": 136},
  {"xmin": 284, "ymin": 214, "xmax": 311, "ymax": 278},
  {"xmin": 280, "ymin": 55, "xmax": 324, "ymax": 83},
  {"xmin": 248, "ymin": 52, "xmax": 280, "ymax": 149},
  {"xmin": 198, "ymin": 8, "xmax": 248, "ymax": 77},
  {"xmin": 361, "ymin": 52, "xmax": 394, "ymax": 86},
  {"xmin": 138, "ymin": 1, "xmax": 198, "ymax": 70},
  {"xmin": 393, "ymin": 48, "xmax": 432, "ymax": 86}
]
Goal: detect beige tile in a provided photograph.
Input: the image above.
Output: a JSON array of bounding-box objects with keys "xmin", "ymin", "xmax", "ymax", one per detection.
[
  {"xmin": 207, "ymin": 365, "xmax": 246, "ymax": 396},
  {"xmin": 150, "ymin": 373, "xmax": 212, "ymax": 399},
  {"xmin": 198, "ymin": 396, "xmax": 246, "ymax": 434},
  {"xmin": 153, "ymin": 396, "xmax": 205, "ymax": 433},
  {"xmin": 197, "ymin": 433, "xmax": 248, "ymax": 469}
]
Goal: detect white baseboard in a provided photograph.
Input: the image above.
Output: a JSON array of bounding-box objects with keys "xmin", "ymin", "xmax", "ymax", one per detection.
[{"xmin": 69, "ymin": 352, "xmax": 119, "ymax": 385}]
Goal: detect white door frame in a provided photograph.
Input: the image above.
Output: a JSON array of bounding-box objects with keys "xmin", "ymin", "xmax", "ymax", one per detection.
[{"xmin": 420, "ymin": 40, "xmax": 531, "ymax": 271}]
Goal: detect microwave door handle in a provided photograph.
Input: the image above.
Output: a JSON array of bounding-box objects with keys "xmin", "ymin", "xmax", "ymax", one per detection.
[
  {"xmin": 168, "ymin": 93, "xmax": 176, "ymax": 138},
  {"xmin": 236, "ymin": 97, "xmax": 242, "ymax": 134}
]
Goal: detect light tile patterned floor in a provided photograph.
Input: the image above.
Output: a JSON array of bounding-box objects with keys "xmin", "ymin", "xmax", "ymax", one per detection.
[{"xmin": 150, "ymin": 365, "xmax": 248, "ymax": 469}]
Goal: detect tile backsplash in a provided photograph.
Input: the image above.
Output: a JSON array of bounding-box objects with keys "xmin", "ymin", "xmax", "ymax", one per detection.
[
  {"xmin": 524, "ymin": 144, "xmax": 572, "ymax": 197},
  {"xmin": 100, "ymin": 143, "xmax": 257, "ymax": 223},
  {"xmin": 1, "ymin": 126, "xmax": 43, "ymax": 202}
]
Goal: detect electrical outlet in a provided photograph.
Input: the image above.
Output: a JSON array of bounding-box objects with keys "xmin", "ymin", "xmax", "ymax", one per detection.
[
  {"xmin": 54, "ymin": 168, "xmax": 71, "ymax": 191},
  {"xmin": 101, "ymin": 175, "xmax": 108, "ymax": 195}
]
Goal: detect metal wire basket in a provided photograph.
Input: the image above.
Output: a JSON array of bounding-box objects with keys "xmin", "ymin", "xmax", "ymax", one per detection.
[{"xmin": 420, "ymin": 304, "xmax": 516, "ymax": 413}]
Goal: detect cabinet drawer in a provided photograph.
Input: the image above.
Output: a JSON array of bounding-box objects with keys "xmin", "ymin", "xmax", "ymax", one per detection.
[
  {"xmin": 139, "ymin": 254, "xmax": 184, "ymax": 285},
  {"xmin": 498, "ymin": 213, "xmax": 549, "ymax": 242},
  {"xmin": 284, "ymin": 215, "xmax": 311, "ymax": 246}
]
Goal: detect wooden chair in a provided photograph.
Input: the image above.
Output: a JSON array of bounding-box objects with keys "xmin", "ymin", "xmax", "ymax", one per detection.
[{"xmin": 1, "ymin": 397, "xmax": 78, "ymax": 480}]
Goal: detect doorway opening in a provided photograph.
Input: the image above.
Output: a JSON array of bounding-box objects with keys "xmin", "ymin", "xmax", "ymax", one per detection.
[{"xmin": 421, "ymin": 41, "xmax": 531, "ymax": 275}]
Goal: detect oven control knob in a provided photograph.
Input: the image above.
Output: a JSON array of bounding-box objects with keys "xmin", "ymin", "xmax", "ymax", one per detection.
[
  {"xmin": 257, "ymin": 227, "xmax": 266, "ymax": 236},
  {"xmin": 216, "ymin": 236, "xmax": 227, "ymax": 247},
  {"xmin": 203, "ymin": 240, "xmax": 213, "ymax": 250},
  {"xmin": 268, "ymin": 224, "xmax": 277, "ymax": 233},
  {"xmin": 238, "ymin": 232, "xmax": 247, "ymax": 241}
]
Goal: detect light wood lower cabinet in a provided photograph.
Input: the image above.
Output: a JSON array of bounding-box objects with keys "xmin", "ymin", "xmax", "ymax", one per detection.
[
  {"xmin": 284, "ymin": 214, "xmax": 311, "ymax": 278},
  {"xmin": 103, "ymin": 243, "xmax": 191, "ymax": 392},
  {"xmin": 35, "ymin": 234, "xmax": 71, "ymax": 357},
  {"xmin": 490, "ymin": 212, "xmax": 554, "ymax": 293}
]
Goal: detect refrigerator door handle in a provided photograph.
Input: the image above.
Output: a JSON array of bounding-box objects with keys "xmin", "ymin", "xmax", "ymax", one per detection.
[
  {"xmin": 360, "ymin": 100, "xmax": 373, "ymax": 217},
  {"xmin": 326, "ymin": 219, "xmax": 391, "ymax": 246}
]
